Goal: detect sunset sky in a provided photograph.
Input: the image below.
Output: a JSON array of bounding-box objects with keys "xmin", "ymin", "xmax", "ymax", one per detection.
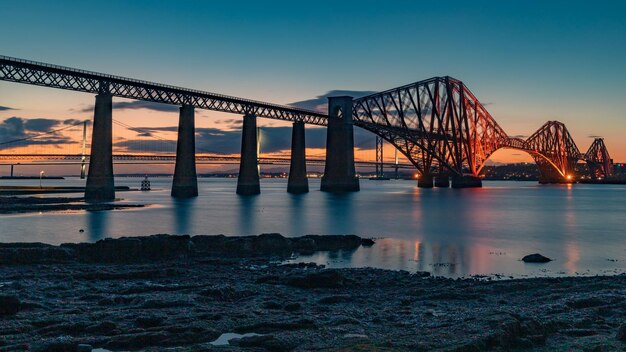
[{"xmin": 1, "ymin": 0, "xmax": 625, "ymax": 175}]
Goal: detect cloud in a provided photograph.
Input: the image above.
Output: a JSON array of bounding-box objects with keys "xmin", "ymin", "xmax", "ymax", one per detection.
[
  {"xmin": 80, "ymin": 100, "xmax": 179, "ymax": 113},
  {"xmin": 510, "ymin": 134, "xmax": 528, "ymax": 139},
  {"xmin": 289, "ymin": 90, "xmax": 377, "ymax": 112},
  {"xmin": 587, "ymin": 134, "xmax": 602, "ymax": 138},
  {"xmin": 63, "ymin": 119, "xmax": 91, "ymax": 126},
  {"xmin": 0, "ymin": 117, "xmax": 27, "ymax": 141},
  {"xmin": 0, "ymin": 105, "xmax": 16, "ymax": 111},
  {"xmin": 214, "ymin": 118, "xmax": 244, "ymax": 130},
  {"xmin": 23, "ymin": 118, "xmax": 61, "ymax": 132},
  {"xmin": 0, "ymin": 117, "xmax": 77, "ymax": 147}
]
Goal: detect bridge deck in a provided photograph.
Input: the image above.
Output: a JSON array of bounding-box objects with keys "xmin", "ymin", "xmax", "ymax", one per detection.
[{"xmin": 0, "ymin": 55, "xmax": 327, "ymax": 125}]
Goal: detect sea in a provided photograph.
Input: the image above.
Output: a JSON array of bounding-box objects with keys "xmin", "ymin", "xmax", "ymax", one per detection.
[{"xmin": 2, "ymin": 177, "xmax": 625, "ymax": 278}]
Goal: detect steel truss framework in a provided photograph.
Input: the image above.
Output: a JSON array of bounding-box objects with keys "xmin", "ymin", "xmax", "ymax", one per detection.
[
  {"xmin": 353, "ymin": 77, "xmax": 613, "ymax": 181},
  {"xmin": 584, "ymin": 138, "xmax": 613, "ymax": 179},
  {"xmin": 0, "ymin": 56, "xmax": 326, "ymax": 125},
  {"xmin": 0, "ymin": 56, "xmax": 613, "ymax": 181}
]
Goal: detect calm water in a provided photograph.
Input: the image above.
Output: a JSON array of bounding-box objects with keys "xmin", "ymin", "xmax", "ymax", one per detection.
[{"xmin": 1, "ymin": 177, "xmax": 625, "ymax": 278}]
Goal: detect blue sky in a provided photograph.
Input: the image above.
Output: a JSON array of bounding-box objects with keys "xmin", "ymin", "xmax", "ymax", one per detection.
[{"xmin": 1, "ymin": 0, "xmax": 625, "ymax": 165}]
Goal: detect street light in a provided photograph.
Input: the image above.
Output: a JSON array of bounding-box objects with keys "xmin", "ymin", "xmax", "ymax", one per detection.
[{"xmin": 39, "ymin": 170, "xmax": 45, "ymax": 188}]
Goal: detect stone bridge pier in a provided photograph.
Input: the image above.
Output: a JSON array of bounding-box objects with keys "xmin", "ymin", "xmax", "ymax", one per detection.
[
  {"xmin": 287, "ymin": 121, "xmax": 309, "ymax": 194},
  {"xmin": 321, "ymin": 96, "xmax": 359, "ymax": 192},
  {"xmin": 451, "ymin": 175, "xmax": 482, "ymax": 188},
  {"xmin": 85, "ymin": 92, "xmax": 115, "ymax": 202},
  {"xmin": 171, "ymin": 104, "xmax": 198, "ymax": 198},
  {"xmin": 236, "ymin": 113, "xmax": 260, "ymax": 195}
]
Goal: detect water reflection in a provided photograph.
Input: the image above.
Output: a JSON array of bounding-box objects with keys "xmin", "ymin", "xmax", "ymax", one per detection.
[
  {"xmin": 173, "ymin": 198, "xmax": 196, "ymax": 235},
  {"xmin": 323, "ymin": 192, "xmax": 355, "ymax": 235},
  {"xmin": 86, "ymin": 210, "xmax": 109, "ymax": 242},
  {"xmin": 2, "ymin": 178, "xmax": 625, "ymax": 278},
  {"xmin": 293, "ymin": 239, "xmax": 506, "ymax": 278},
  {"xmin": 237, "ymin": 195, "xmax": 258, "ymax": 235},
  {"xmin": 288, "ymin": 194, "xmax": 307, "ymax": 235}
]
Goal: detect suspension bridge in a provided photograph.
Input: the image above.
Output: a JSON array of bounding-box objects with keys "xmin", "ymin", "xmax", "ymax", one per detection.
[
  {"xmin": 0, "ymin": 55, "xmax": 615, "ymax": 201},
  {"xmin": 0, "ymin": 118, "xmax": 411, "ymax": 175}
]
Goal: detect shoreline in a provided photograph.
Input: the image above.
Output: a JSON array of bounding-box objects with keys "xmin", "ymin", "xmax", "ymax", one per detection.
[{"xmin": 1, "ymin": 234, "xmax": 625, "ymax": 351}]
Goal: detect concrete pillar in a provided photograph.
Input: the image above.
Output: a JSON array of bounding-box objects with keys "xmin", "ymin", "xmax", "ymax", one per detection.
[
  {"xmin": 434, "ymin": 175, "xmax": 450, "ymax": 188},
  {"xmin": 236, "ymin": 113, "xmax": 260, "ymax": 195},
  {"xmin": 417, "ymin": 174, "xmax": 433, "ymax": 188},
  {"xmin": 85, "ymin": 93, "xmax": 114, "ymax": 202},
  {"xmin": 171, "ymin": 104, "xmax": 198, "ymax": 198},
  {"xmin": 320, "ymin": 96, "xmax": 359, "ymax": 192},
  {"xmin": 451, "ymin": 175, "xmax": 482, "ymax": 188},
  {"xmin": 287, "ymin": 121, "xmax": 309, "ymax": 194}
]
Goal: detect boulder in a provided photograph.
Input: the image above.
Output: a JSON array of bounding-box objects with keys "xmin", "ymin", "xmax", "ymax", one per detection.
[
  {"xmin": 286, "ymin": 269, "xmax": 345, "ymax": 289},
  {"xmin": 284, "ymin": 303, "xmax": 302, "ymax": 312},
  {"xmin": 0, "ymin": 295, "xmax": 20, "ymax": 315},
  {"xmin": 361, "ymin": 238, "xmax": 376, "ymax": 247},
  {"xmin": 522, "ymin": 253, "xmax": 552, "ymax": 263},
  {"xmin": 136, "ymin": 316, "xmax": 164, "ymax": 328},
  {"xmin": 617, "ymin": 323, "xmax": 626, "ymax": 341},
  {"xmin": 301, "ymin": 235, "xmax": 362, "ymax": 251},
  {"xmin": 77, "ymin": 344, "xmax": 93, "ymax": 352},
  {"xmin": 0, "ymin": 245, "xmax": 74, "ymax": 264}
]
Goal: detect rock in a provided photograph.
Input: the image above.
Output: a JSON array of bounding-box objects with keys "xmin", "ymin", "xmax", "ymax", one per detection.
[
  {"xmin": 235, "ymin": 319, "xmax": 316, "ymax": 334},
  {"xmin": 566, "ymin": 297, "xmax": 605, "ymax": 309},
  {"xmin": 284, "ymin": 303, "xmax": 302, "ymax": 312},
  {"xmin": 77, "ymin": 344, "xmax": 93, "ymax": 352},
  {"xmin": 318, "ymin": 295, "xmax": 352, "ymax": 304},
  {"xmin": 86, "ymin": 321, "xmax": 117, "ymax": 334},
  {"xmin": 136, "ymin": 316, "xmax": 164, "ymax": 328},
  {"xmin": 617, "ymin": 323, "xmax": 626, "ymax": 341},
  {"xmin": 199, "ymin": 285, "xmax": 254, "ymax": 302},
  {"xmin": 0, "ymin": 245, "xmax": 74, "ymax": 264},
  {"xmin": 34, "ymin": 337, "xmax": 75, "ymax": 352},
  {"xmin": 361, "ymin": 238, "xmax": 376, "ymax": 246},
  {"xmin": 233, "ymin": 334, "xmax": 274, "ymax": 347},
  {"xmin": 301, "ymin": 235, "xmax": 362, "ymax": 251},
  {"xmin": 262, "ymin": 301, "xmax": 282, "ymax": 309},
  {"xmin": 522, "ymin": 253, "xmax": 552, "ymax": 263},
  {"xmin": 192, "ymin": 233, "xmax": 292, "ymax": 256},
  {"xmin": 343, "ymin": 333, "xmax": 368, "ymax": 339},
  {"xmin": 0, "ymin": 295, "xmax": 20, "ymax": 315},
  {"xmin": 139, "ymin": 234, "xmax": 192, "ymax": 260},
  {"xmin": 286, "ymin": 269, "xmax": 345, "ymax": 289},
  {"xmin": 425, "ymin": 309, "xmax": 443, "ymax": 317},
  {"xmin": 561, "ymin": 328, "xmax": 597, "ymax": 337}
]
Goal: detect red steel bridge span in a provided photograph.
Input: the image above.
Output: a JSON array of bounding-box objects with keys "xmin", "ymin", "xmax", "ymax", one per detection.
[{"xmin": 0, "ymin": 55, "xmax": 613, "ymax": 201}]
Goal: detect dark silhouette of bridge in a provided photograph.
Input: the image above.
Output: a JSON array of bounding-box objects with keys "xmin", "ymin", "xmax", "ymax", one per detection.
[{"xmin": 0, "ymin": 55, "xmax": 614, "ymax": 201}]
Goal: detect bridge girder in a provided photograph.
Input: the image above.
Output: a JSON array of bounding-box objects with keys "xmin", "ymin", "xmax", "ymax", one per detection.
[
  {"xmin": 584, "ymin": 138, "xmax": 613, "ymax": 179},
  {"xmin": 0, "ymin": 55, "xmax": 613, "ymax": 183},
  {"xmin": 523, "ymin": 121, "xmax": 581, "ymax": 182},
  {"xmin": 0, "ymin": 56, "xmax": 327, "ymax": 125},
  {"xmin": 353, "ymin": 77, "xmax": 510, "ymax": 177},
  {"xmin": 353, "ymin": 79, "xmax": 595, "ymax": 183}
]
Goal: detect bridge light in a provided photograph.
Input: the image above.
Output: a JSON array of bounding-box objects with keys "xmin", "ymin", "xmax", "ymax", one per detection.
[{"xmin": 566, "ymin": 174, "xmax": 572, "ymax": 181}]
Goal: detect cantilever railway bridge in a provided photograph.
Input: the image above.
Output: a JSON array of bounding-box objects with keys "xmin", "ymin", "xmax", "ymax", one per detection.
[{"xmin": 0, "ymin": 55, "xmax": 615, "ymax": 200}]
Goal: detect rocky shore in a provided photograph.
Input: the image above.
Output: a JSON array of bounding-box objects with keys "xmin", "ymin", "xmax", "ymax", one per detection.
[
  {"xmin": 0, "ymin": 196, "xmax": 144, "ymax": 214},
  {"xmin": 0, "ymin": 234, "xmax": 625, "ymax": 351}
]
